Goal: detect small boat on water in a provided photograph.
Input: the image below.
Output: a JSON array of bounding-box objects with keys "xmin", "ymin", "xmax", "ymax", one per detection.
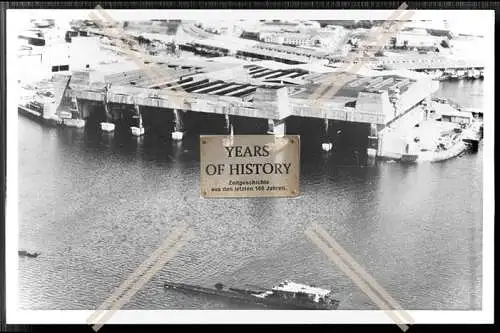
[
  {"xmin": 18, "ymin": 250, "xmax": 41, "ymax": 258},
  {"xmin": 164, "ymin": 280, "xmax": 340, "ymax": 310},
  {"xmin": 322, "ymin": 142, "xmax": 334, "ymax": 151}
]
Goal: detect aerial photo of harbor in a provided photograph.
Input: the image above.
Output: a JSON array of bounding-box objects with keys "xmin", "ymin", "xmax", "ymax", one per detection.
[{"xmin": 13, "ymin": 13, "xmax": 486, "ymax": 312}]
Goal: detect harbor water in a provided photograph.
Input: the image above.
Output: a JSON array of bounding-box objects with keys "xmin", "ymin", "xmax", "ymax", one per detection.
[{"xmin": 17, "ymin": 80, "xmax": 483, "ymax": 310}]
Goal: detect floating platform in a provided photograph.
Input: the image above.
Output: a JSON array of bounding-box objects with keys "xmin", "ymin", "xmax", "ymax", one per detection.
[
  {"xmin": 100, "ymin": 122, "xmax": 115, "ymax": 132},
  {"xmin": 130, "ymin": 126, "xmax": 145, "ymax": 136},
  {"xmin": 322, "ymin": 142, "xmax": 333, "ymax": 151},
  {"xmin": 171, "ymin": 131, "xmax": 185, "ymax": 140}
]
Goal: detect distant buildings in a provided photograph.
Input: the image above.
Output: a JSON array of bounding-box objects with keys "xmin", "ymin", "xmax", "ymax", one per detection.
[
  {"xmin": 258, "ymin": 20, "xmax": 321, "ymax": 33},
  {"xmin": 123, "ymin": 20, "xmax": 182, "ymax": 35},
  {"xmin": 198, "ymin": 19, "xmax": 324, "ymax": 38},
  {"xmin": 392, "ymin": 28, "xmax": 450, "ymax": 49},
  {"xmin": 314, "ymin": 20, "xmax": 380, "ymax": 29},
  {"xmin": 253, "ymin": 22, "xmax": 347, "ymax": 50},
  {"xmin": 346, "ymin": 26, "xmax": 453, "ymax": 52},
  {"xmin": 194, "ymin": 22, "xmax": 228, "ymax": 35},
  {"xmin": 259, "ymin": 30, "xmax": 332, "ymax": 48}
]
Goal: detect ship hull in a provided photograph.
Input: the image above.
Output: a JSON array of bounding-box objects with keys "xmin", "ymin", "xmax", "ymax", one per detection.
[
  {"xmin": 18, "ymin": 105, "xmax": 60, "ymax": 126},
  {"xmin": 463, "ymin": 139, "xmax": 480, "ymax": 152},
  {"xmin": 18, "ymin": 105, "xmax": 43, "ymax": 119},
  {"xmin": 462, "ymin": 124, "xmax": 482, "ymax": 152},
  {"xmin": 164, "ymin": 282, "xmax": 339, "ymax": 310}
]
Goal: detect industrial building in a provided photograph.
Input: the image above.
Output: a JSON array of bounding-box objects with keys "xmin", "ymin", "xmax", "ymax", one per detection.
[
  {"xmin": 23, "ymin": 43, "xmax": 440, "ymax": 162},
  {"xmin": 16, "ymin": 28, "xmax": 102, "ymax": 83},
  {"xmin": 18, "ymin": 19, "xmax": 481, "ymax": 162},
  {"xmin": 259, "ymin": 26, "xmax": 347, "ymax": 50},
  {"xmin": 392, "ymin": 28, "xmax": 449, "ymax": 49}
]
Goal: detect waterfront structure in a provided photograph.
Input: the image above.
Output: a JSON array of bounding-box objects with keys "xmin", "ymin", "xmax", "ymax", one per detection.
[
  {"xmin": 372, "ymin": 54, "xmax": 484, "ymax": 72},
  {"xmin": 163, "ymin": 23, "xmax": 482, "ymax": 69},
  {"xmin": 436, "ymin": 104, "xmax": 473, "ymax": 125},
  {"xmin": 178, "ymin": 36, "xmax": 343, "ymax": 64},
  {"xmin": 22, "ymin": 44, "xmax": 441, "ymax": 157},
  {"xmin": 18, "ymin": 19, "xmax": 482, "ymax": 161}
]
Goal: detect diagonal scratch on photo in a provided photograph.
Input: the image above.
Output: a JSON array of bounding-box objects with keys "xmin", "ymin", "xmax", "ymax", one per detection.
[{"xmin": 10, "ymin": 3, "xmax": 489, "ymax": 327}]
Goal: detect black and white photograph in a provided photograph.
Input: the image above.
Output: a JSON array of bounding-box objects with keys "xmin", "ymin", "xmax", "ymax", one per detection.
[{"xmin": 4, "ymin": 6, "xmax": 494, "ymax": 326}]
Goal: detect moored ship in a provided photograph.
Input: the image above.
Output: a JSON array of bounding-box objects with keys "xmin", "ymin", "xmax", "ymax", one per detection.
[
  {"xmin": 18, "ymin": 87, "xmax": 51, "ymax": 119},
  {"xmin": 164, "ymin": 280, "xmax": 340, "ymax": 310},
  {"xmin": 18, "ymin": 99, "xmax": 45, "ymax": 118},
  {"xmin": 18, "ymin": 250, "xmax": 41, "ymax": 258},
  {"xmin": 18, "ymin": 86, "xmax": 61, "ymax": 126}
]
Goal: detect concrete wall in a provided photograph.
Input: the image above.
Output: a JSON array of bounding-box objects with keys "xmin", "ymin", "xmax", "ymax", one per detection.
[
  {"xmin": 289, "ymin": 96, "xmax": 386, "ymax": 124},
  {"xmin": 378, "ymin": 105, "xmax": 425, "ymax": 159},
  {"xmin": 68, "ymin": 83, "xmax": 269, "ymax": 119},
  {"xmin": 377, "ymin": 129, "xmax": 408, "ymax": 159},
  {"xmin": 355, "ymin": 91, "xmax": 392, "ymax": 122},
  {"xmin": 253, "ymin": 87, "xmax": 291, "ymax": 120}
]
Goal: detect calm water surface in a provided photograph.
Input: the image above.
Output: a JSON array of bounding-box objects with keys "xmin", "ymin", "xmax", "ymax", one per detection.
[{"xmin": 18, "ymin": 81, "xmax": 483, "ymax": 310}]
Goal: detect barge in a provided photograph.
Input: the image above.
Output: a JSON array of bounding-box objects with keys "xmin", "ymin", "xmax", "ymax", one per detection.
[
  {"xmin": 18, "ymin": 101, "xmax": 61, "ymax": 127},
  {"xmin": 18, "ymin": 101, "xmax": 44, "ymax": 118},
  {"xmin": 164, "ymin": 280, "xmax": 340, "ymax": 310},
  {"xmin": 18, "ymin": 85, "xmax": 61, "ymax": 126}
]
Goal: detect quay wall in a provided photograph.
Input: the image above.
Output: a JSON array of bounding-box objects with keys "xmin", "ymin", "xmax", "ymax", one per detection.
[{"xmin": 377, "ymin": 105, "xmax": 426, "ymax": 159}]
